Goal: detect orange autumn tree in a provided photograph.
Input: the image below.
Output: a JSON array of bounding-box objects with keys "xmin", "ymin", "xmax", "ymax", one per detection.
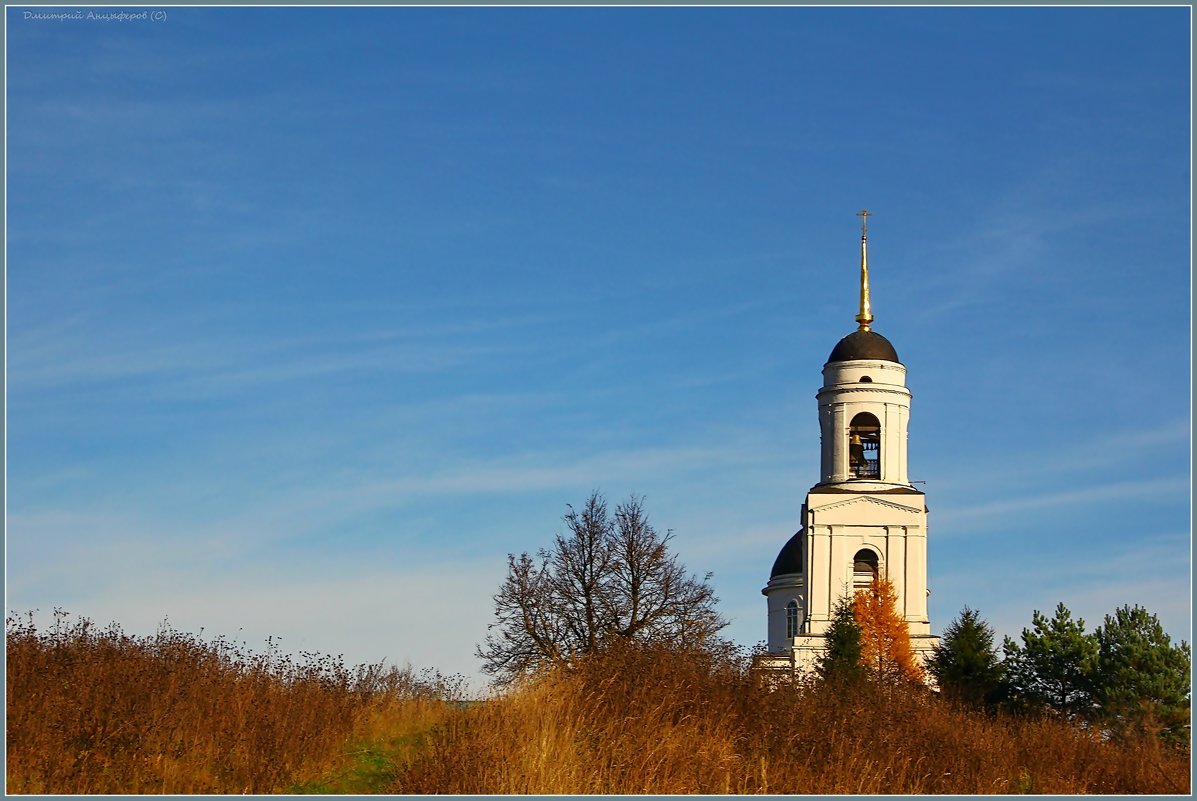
[{"xmin": 853, "ymin": 574, "xmax": 924, "ymax": 683}]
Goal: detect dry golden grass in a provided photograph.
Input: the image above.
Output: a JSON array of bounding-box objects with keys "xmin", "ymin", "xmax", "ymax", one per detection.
[
  {"xmin": 395, "ymin": 640, "xmax": 1191, "ymax": 795},
  {"xmin": 5, "ymin": 611, "xmax": 458, "ymax": 794},
  {"xmin": 8, "ymin": 614, "xmax": 1188, "ymax": 794}
]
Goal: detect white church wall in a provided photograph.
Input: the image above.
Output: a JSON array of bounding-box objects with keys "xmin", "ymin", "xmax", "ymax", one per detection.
[{"xmin": 763, "ymin": 573, "xmax": 805, "ymax": 651}]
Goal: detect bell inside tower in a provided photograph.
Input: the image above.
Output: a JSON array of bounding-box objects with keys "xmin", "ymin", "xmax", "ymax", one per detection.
[
  {"xmin": 848, "ymin": 412, "xmax": 881, "ymax": 479},
  {"xmin": 853, "ymin": 549, "xmax": 880, "ymax": 589}
]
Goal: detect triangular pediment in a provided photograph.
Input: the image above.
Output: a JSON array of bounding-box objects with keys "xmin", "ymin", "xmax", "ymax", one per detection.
[
  {"xmin": 805, "ymin": 493, "xmax": 926, "ymax": 525},
  {"xmin": 813, "ymin": 495, "xmax": 922, "ymax": 514}
]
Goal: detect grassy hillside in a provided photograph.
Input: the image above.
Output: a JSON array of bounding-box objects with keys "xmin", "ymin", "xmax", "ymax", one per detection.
[
  {"xmin": 5, "ymin": 611, "xmax": 459, "ymax": 794},
  {"xmin": 393, "ymin": 643, "xmax": 1189, "ymax": 794},
  {"xmin": 6, "ymin": 613, "xmax": 1189, "ymax": 794}
]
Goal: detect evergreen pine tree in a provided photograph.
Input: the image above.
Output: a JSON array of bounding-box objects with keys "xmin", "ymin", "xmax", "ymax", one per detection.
[
  {"xmin": 817, "ymin": 591, "xmax": 865, "ymax": 686},
  {"xmin": 853, "ymin": 575, "xmax": 923, "ymax": 683},
  {"xmin": 1093, "ymin": 604, "xmax": 1191, "ymax": 745},
  {"xmin": 927, "ymin": 606, "xmax": 1003, "ymax": 705},
  {"xmin": 1002, "ymin": 602, "xmax": 1097, "ymax": 717}
]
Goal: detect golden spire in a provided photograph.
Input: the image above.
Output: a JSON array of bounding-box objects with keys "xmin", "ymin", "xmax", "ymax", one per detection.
[{"xmin": 855, "ymin": 209, "xmax": 873, "ymax": 331}]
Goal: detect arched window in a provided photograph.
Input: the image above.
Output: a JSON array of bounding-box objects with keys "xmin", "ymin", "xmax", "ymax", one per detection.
[
  {"xmin": 853, "ymin": 549, "xmax": 879, "ymax": 588},
  {"xmin": 785, "ymin": 599, "xmax": 800, "ymax": 638},
  {"xmin": 848, "ymin": 412, "xmax": 881, "ymax": 479}
]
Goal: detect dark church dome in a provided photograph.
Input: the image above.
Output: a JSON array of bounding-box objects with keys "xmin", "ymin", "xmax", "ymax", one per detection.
[
  {"xmin": 770, "ymin": 529, "xmax": 805, "ymax": 578},
  {"xmin": 827, "ymin": 329, "xmax": 901, "ymax": 364}
]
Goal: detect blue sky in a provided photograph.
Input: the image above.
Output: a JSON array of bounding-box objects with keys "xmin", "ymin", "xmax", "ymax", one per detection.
[{"xmin": 6, "ymin": 6, "xmax": 1190, "ymax": 684}]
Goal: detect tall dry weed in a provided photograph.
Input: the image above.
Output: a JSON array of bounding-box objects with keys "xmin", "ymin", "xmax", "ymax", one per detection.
[
  {"xmin": 396, "ymin": 640, "xmax": 1190, "ymax": 794},
  {"xmin": 5, "ymin": 611, "xmax": 458, "ymax": 794}
]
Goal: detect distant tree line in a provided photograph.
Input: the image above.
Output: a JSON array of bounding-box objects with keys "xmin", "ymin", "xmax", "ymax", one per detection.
[{"xmin": 821, "ymin": 587, "xmax": 1190, "ymax": 746}]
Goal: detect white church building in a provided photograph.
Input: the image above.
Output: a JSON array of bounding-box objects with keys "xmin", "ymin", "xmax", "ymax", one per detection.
[{"xmin": 761, "ymin": 211, "xmax": 938, "ymax": 674}]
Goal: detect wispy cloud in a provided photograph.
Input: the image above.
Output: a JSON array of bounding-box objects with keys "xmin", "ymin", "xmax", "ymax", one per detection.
[
  {"xmin": 934, "ymin": 477, "xmax": 1189, "ymax": 530},
  {"xmin": 7, "ymin": 319, "xmax": 521, "ymax": 400},
  {"xmin": 931, "ymin": 530, "xmax": 1191, "ymax": 643},
  {"xmin": 1038, "ymin": 419, "xmax": 1191, "ymax": 474},
  {"xmin": 7, "ymin": 435, "xmax": 790, "ymax": 567},
  {"xmin": 924, "ymin": 416, "xmax": 1191, "ymax": 501},
  {"xmin": 904, "ymin": 175, "xmax": 1166, "ymax": 324}
]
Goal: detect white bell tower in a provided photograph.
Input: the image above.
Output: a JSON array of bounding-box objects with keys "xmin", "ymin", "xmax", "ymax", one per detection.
[{"xmin": 762, "ymin": 211, "xmax": 937, "ymax": 673}]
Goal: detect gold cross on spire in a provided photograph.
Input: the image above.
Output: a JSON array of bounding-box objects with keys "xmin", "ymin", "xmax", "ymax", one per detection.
[{"xmin": 855, "ymin": 209, "xmax": 873, "ymax": 331}]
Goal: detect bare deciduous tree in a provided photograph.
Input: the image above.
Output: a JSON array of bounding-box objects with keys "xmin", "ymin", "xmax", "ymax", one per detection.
[{"xmin": 477, "ymin": 492, "xmax": 726, "ymax": 683}]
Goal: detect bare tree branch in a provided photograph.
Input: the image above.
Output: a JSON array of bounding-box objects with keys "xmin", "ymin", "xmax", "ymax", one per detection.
[{"xmin": 477, "ymin": 492, "xmax": 727, "ymax": 684}]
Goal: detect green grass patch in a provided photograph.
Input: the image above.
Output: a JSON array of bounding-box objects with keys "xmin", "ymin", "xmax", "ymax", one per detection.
[{"xmin": 288, "ymin": 726, "xmax": 438, "ymax": 793}]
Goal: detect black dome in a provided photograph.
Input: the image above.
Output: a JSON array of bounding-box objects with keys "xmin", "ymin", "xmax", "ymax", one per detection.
[
  {"xmin": 827, "ymin": 329, "xmax": 901, "ymax": 364},
  {"xmin": 770, "ymin": 529, "xmax": 805, "ymax": 578}
]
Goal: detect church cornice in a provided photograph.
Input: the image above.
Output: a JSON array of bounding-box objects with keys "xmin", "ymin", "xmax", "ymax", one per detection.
[
  {"xmin": 808, "ymin": 484, "xmax": 923, "ymax": 496},
  {"xmin": 817, "ymin": 386, "xmax": 911, "ymax": 398},
  {"xmin": 821, "ymin": 358, "xmax": 906, "ymax": 370}
]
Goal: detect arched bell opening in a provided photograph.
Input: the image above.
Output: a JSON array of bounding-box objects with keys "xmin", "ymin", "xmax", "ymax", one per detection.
[
  {"xmin": 848, "ymin": 412, "xmax": 881, "ymax": 479},
  {"xmin": 852, "ymin": 549, "xmax": 879, "ymax": 589}
]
